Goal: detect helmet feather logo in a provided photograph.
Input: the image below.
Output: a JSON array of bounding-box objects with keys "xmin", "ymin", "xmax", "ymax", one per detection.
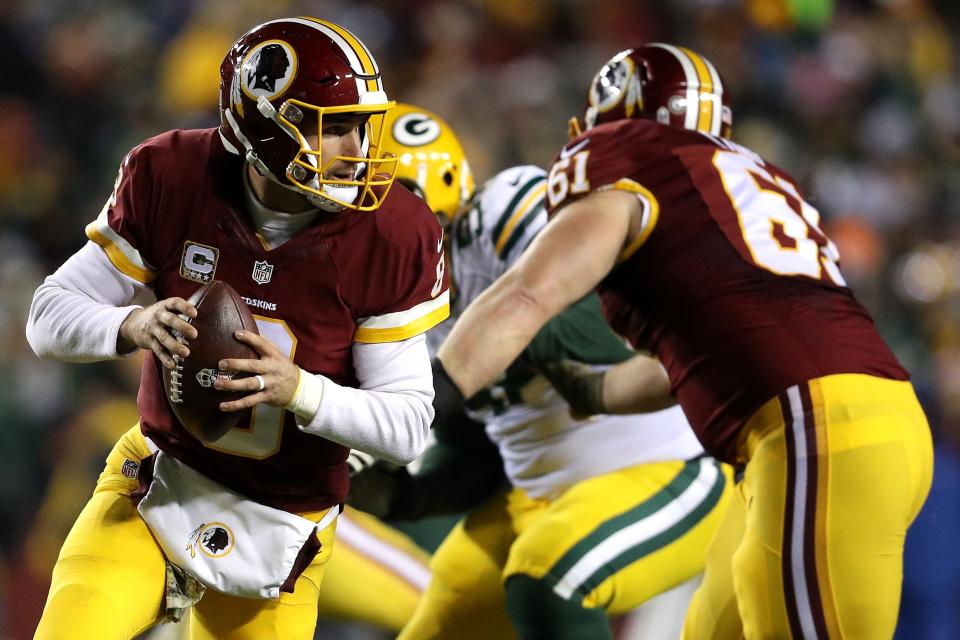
[
  {"xmin": 218, "ymin": 18, "xmax": 398, "ymax": 211},
  {"xmin": 240, "ymin": 40, "xmax": 297, "ymax": 101}
]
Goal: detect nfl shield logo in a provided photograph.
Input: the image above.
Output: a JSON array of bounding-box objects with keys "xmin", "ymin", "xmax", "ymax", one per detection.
[
  {"xmin": 121, "ymin": 459, "xmax": 140, "ymax": 479},
  {"xmin": 252, "ymin": 260, "xmax": 274, "ymax": 285}
]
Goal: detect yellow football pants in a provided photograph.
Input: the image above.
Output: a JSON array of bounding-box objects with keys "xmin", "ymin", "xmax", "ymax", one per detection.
[
  {"xmin": 316, "ymin": 507, "xmax": 430, "ymax": 632},
  {"xmin": 34, "ymin": 426, "xmax": 338, "ymax": 640},
  {"xmin": 400, "ymin": 457, "xmax": 732, "ymax": 639},
  {"xmin": 682, "ymin": 374, "xmax": 934, "ymax": 639}
]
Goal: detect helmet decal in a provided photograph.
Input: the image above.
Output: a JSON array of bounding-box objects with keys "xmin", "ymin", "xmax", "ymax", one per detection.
[
  {"xmin": 392, "ymin": 112, "xmax": 442, "ymax": 147},
  {"xmin": 590, "ymin": 53, "xmax": 639, "ymax": 116},
  {"xmin": 240, "ymin": 40, "xmax": 297, "ymax": 101},
  {"xmin": 219, "ymin": 18, "xmax": 398, "ymax": 212}
]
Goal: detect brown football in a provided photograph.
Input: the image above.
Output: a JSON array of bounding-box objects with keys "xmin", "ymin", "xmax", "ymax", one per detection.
[{"xmin": 161, "ymin": 281, "xmax": 259, "ymax": 443}]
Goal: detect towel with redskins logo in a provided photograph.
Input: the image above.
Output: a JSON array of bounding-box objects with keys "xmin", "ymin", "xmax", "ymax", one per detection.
[{"xmin": 136, "ymin": 451, "xmax": 339, "ymax": 598}]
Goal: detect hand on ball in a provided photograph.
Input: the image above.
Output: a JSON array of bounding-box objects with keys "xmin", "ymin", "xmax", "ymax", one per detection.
[{"xmin": 215, "ymin": 330, "xmax": 300, "ymax": 412}]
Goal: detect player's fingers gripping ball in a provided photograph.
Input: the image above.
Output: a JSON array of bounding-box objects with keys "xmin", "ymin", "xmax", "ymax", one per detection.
[
  {"xmin": 160, "ymin": 281, "xmax": 259, "ymax": 442},
  {"xmin": 215, "ymin": 330, "xmax": 301, "ymax": 411}
]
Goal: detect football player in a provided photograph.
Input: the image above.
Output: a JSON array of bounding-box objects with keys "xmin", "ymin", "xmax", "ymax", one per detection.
[
  {"xmin": 25, "ymin": 18, "xmax": 447, "ymax": 640},
  {"xmin": 356, "ymin": 103, "xmax": 733, "ymax": 640},
  {"xmin": 313, "ymin": 100, "xmax": 481, "ymax": 634},
  {"xmin": 432, "ymin": 45, "xmax": 934, "ymax": 639}
]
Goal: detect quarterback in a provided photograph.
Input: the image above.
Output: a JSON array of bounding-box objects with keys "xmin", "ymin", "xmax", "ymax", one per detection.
[
  {"xmin": 357, "ymin": 104, "xmax": 732, "ymax": 640},
  {"xmin": 434, "ymin": 45, "xmax": 933, "ymax": 639},
  {"xmin": 26, "ymin": 18, "xmax": 446, "ymax": 640}
]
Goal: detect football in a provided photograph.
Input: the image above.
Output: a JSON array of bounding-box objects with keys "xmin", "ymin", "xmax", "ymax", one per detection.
[{"xmin": 161, "ymin": 281, "xmax": 260, "ymax": 443}]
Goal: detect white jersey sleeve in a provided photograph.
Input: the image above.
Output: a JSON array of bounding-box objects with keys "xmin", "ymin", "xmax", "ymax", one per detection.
[
  {"xmin": 26, "ymin": 241, "xmax": 155, "ymax": 362},
  {"xmin": 450, "ymin": 165, "xmax": 549, "ymax": 313},
  {"xmin": 295, "ymin": 335, "xmax": 433, "ymax": 466}
]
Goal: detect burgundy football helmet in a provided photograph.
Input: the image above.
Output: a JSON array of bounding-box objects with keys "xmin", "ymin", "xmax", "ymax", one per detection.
[
  {"xmin": 219, "ymin": 17, "xmax": 397, "ymax": 211},
  {"xmin": 570, "ymin": 44, "xmax": 732, "ymax": 139}
]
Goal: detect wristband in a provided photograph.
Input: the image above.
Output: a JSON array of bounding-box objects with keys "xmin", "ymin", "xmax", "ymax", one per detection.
[
  {"xmin": 285, "ymin": 368, "xmax": 325, "ymax": 420},
  {"xmin": 431, "ymin": 357, "xmax": 465, "ymax": 429}
]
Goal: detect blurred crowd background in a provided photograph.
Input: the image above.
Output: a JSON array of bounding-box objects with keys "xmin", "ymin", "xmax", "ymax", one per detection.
[{"xmin": 2, "ymin": 0, "xmax": 959, "ymax": 638}]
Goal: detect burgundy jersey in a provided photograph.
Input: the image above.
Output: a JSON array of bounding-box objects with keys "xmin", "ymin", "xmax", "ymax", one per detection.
[
  {"xmin": 86, "ymin": 128, "xmax": 449, "ymax": 511},
  {"xmin": 544, "ymin": 120, "xmax": 907, "ymax": 463}
]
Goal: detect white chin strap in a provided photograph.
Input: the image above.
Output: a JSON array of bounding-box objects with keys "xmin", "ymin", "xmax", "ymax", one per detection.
[
  {"xmin": 224, "ymin": 108, "xmax": 273, "ymax": 177},
  {"xmin": 310, "ymin": 184, "xmax": 359, "ymax": 212},
  {"xmin": 316, "ymin": 146, "xmax": 365, "ymax": 211}
]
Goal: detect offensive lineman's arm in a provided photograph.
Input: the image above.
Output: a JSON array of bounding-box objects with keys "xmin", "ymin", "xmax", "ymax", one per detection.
[
  {"xmin": 526, "ymin": 292, "xmax": 673, "ymax": 416},
  {"xmin": 437, "ymin": 189, "xmax": 639, "ymax": 398}
]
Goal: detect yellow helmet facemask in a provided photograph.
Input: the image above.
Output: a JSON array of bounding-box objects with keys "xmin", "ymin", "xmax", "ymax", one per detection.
[{"xmin": 257, "ymin": 99, "xmax": 399, "ymax": 212}]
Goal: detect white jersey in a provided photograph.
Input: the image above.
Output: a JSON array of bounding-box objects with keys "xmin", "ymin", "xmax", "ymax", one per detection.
[{"xmin": 447, "ymin": 165, "xmax": 703, "ymax": 499}]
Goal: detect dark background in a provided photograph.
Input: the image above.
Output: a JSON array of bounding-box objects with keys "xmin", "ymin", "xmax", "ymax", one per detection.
[{"xmin": 2, "ymin": 0, "xmax": 959, "ymax": 637}]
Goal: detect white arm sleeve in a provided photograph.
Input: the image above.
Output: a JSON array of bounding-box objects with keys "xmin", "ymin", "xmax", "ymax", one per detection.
[
  {"xmin": 26, "ymin": 241, "xmax": 154, "ymax": 362},
  {"xmin": 295, "ymin": 334, "xmax": 434, "ymax": 465}
]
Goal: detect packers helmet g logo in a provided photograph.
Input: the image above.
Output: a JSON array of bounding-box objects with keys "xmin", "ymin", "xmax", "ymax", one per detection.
[{"xmin": 392, "ymin": 112, "xmax": 442, "ymax": 147}]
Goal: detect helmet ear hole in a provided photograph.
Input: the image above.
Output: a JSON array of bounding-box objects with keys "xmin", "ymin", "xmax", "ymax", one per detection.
[{"xmin": 443, "ymin": 170, "xmax": 454, "ymax": 186}]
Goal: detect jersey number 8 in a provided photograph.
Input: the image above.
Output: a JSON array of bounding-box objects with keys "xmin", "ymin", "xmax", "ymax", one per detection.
[{"xmin": 205, "ymin": 316, "xmax": 296, "ymax": 459}]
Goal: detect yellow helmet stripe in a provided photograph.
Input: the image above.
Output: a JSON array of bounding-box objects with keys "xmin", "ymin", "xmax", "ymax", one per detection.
[
  {"xmin": 649, "ymin": 44, "xmax": 700, "ymax": 131},
  {"xmin": 678, "ymin": 46, "xmax": 714, "ymax": 134},
  {"xmin": 495, "ymin": 183, "xmax": 547, "ymax": 257},
  {"xmin": 300, "ymin": 17, "xmax": 381, "ymax": 94},
  {"xmin": 702, "ymin": 56, "xmax": 725, "ymax": 135}
]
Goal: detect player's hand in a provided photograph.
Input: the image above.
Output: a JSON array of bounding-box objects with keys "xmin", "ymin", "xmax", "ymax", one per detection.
[
  {"xmin": 347, "ymin": 461, "xmax": 411, "ymax": 520},
  {"xmin": 215, "ymin": 330, "xmax": 299, "ymax": 411},
  {"xmin": 118, "ymin": 297, "xmax": 198, "ymax": 369},
  {"xmin": 538, "ymin": 359, "xmax": 607, "ymax": 420}
]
